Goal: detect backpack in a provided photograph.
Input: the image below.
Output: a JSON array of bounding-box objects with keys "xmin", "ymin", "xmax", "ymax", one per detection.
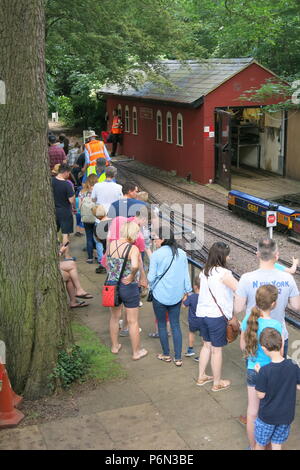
[{"xmin": 80, "ymin": 194, "xmax": 96, "ymax": 223}]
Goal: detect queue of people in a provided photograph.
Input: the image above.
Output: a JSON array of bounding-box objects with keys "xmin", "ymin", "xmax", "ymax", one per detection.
[{"xmin": 49, "ymin": 126, "xmax": 300, "ymax": 451}]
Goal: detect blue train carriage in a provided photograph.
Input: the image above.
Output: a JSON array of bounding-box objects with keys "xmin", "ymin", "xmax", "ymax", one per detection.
[
  {"xmin": 290, "ymin": 216, "xmax": 300, "ymax": 241},
  {"xmin": 228, "ymin": 190, "xmax": 300, "ymax": 231}
]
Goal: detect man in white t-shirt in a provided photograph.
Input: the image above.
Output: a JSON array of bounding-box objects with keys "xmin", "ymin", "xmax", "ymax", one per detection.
[
  {"xmin": 91, "ymin": 166, "xmax": 122, "ymax": 212},
  {"xmin": 235, "ymin": 238, "xmax": 300, "ymax": 358}
]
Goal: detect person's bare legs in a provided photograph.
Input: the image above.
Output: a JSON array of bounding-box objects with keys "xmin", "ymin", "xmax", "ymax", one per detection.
[
  {"xmin": 254, "ymin": 443, "xmax": 266, "ymax": 450},
  {"xmin": 110, "ymin": 306, "xmax": 122, "ymax": 353},
  {"xmin": 126, "ymin": 307, "xmax": 147, "ymax": 360},
  {"xmin": 247, "ymin": 386, "xmax": 260, "ymax": 450},
  {"xmin": 62, "ymin": 234, "xmax": 71, "ymax": 258},
  {"xmin": 188, "ymin": 331, "xmax": 196, "ymax": 349},
  {"xmin": 60, "ymin": 260, "xmax": 88, "ymax": 296},
  {"xmin": 198, "ymin": 341, "xmax": 212, "ymax": 380},
  {"xmin": 211, "ymin": 346, "xmax": 222, "ymax": 385}
]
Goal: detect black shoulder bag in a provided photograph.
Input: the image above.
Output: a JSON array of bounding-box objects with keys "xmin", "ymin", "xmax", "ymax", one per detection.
[{"xmin": 147, "ymin": 252, "xmax": 175, "ymax": 302}]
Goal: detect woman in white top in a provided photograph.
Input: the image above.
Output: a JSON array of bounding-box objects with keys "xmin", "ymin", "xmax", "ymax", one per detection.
[{"xmin": 196, "ymin": 242, "xmax": 238, "ymax": 392}]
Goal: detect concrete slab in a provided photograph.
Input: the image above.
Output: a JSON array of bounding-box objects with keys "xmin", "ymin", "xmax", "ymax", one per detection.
[
  {"xmin": 39, "ymin": 414, "xmax": 114, "ymax": 450},
  {"xmin": 75, "ymin": 379, "xmax": 150, "ymax": 415},
  {"xmin": 0, "ymin": 425, "xmax": 47, "ymax": 450},
  {"xmin": 97, "ymin": 403, "xmax": 171, "ymax": 442},
  {"xmin": 116, "ymin": 430, "xmax": 190, "ymax": 450},
  {"xmin": 179, "ymin": 419, "xmax": 248, "ymax": 450},
  {"xmin": 156, "ymin": 390, "xmax": 232, "ymax": 431}
]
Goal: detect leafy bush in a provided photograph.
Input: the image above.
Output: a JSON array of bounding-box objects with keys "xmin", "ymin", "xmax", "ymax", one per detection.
[
  {"xmin": 49, "ymin": 345, "xmax": 91, "ymax": 391},
  {"xmin": 56, "ymin": 95, "xmax": 75, "ymax": 127}
]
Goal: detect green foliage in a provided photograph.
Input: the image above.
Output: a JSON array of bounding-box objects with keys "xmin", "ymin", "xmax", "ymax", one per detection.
[
  {"xmin": 72, "ymin": 323, "xmax": 126, "ymax": 381},
  {"xmin": 48, "ymin": 322, "xmax": 126, "ymax": 392},
  {"xmin": 56, "ymin": 95, "xmax": 75, "ymax": 127},
  {"xmin": 240, "ymin": 77, "xmax": 300, "ymax": 112},
  {"xmin": 49, "ymin": 345, "xmax": 91, "ymax": 391}
]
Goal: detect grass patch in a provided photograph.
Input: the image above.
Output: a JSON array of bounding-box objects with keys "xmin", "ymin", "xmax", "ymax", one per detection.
[{"xmin": 72, "ymin": 323, "xmax": 126, "ymax": 382}]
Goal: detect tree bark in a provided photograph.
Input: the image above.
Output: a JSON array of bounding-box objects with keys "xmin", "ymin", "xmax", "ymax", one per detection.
[{"xmin": 0, "ymin": 0, "xmax": 73, "ymax": 399}]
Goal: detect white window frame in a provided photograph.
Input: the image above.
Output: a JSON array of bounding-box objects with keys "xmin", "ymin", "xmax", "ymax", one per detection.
[
  {"xmin": 166, "ymin": 111, "xmax": 173, "ymax": 144},
  {"xmin": 117, "ymin": 104, "xmax": 122, "ymax": 118},
  {"xmin": 133, "ymin": 107, "xmax": 138, "ymax": 135},
  {"xmin": 156, "ymin": 110, "xmax": 163, "ymax": 141},
  {"xmin": 176, "ymin": 113, "xmax": 183, "ymax": 147},
  {"xmin": 125, "ymin": 105, "xmax": 130, "ymax": 133}
]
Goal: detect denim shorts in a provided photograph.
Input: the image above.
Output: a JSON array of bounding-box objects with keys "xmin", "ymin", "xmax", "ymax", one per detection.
[
  {"xmin": 247, "ymin": 368, "xmax": 259, "ymax": 387},
  {"xmin": 106, "ymin": 280, "xmax": 140, "ymax": 308},
  {"xmin": 255, "ymin": 418, "xmax": 291, "ymax": 446},
  {"xmin": 188, "ymin": 317, "xmax": 202, "ymax": 334},
  {"xmin": 198, "ymin": 316, "xmax": 227, "ymax": 347}
]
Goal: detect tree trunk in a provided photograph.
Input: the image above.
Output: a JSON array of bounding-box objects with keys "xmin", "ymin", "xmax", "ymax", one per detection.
[{"xmin": 0, "ymin": 0, "xmax": 73, "ymax": 399}]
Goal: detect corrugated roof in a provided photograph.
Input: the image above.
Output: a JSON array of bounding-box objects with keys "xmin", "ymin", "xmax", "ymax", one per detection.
[{"xmin": 100, "ymin": 58, "xmax": 256, "ymax": 106}]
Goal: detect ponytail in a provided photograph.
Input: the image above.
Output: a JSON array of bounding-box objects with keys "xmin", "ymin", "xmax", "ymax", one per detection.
[{"xmin": 244, "ymin": 306, "xmax": 261, "ymax": 358}]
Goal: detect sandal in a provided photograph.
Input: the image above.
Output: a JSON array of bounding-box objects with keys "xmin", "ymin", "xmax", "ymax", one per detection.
[
  {"xmin": 196, "ymin": 376, "xmax": 214, "ymax": 386},
  {"xmin": 70, "ymin": 301, "xmax": 89, "ymax": 309},
  {"xmin": 211, "ymin": 380, "xmax": 231, "ymax": 392},
  {"xmin": 157, "ymin": 354, "xmax": 172, "ymax": 363},
  {"xmin": 174, "ymin": 359, "xmax": 183, "ymax": 367},
  {"xmin": 76, "ymin": 293, "xmax": 93, "ymax": 299}
]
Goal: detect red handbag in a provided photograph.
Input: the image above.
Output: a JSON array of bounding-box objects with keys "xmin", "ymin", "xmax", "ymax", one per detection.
[
  {"xmin": 102, "ymin": 244, "xmax": 132, "ymax": 308},
  {"xmin": 102, "ymin": 285, "xmax": 120, "ymax": 307}
]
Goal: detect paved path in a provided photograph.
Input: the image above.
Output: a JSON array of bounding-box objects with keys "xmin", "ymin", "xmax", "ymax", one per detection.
[{"xmin": 1, "ymin": 237, "xmax": 300, "ymax": 450}]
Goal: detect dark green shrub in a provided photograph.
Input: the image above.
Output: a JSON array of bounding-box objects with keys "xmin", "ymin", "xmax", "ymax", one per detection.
[{"xmin": 49, "ymin": 345, "xmax": 91, "ymax": 391}]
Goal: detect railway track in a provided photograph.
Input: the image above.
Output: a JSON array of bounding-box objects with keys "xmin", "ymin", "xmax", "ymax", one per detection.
[
  {"xmin": 115, "ymin": 162, "xmax": 299, "ymax": 273},
  {"xmin": 116, "ymin": 164, "xmax": 300, "ymax": 329}
]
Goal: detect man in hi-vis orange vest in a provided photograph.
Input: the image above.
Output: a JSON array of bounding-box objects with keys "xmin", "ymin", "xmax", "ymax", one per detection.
[
  {"xmin": 110, "ymin": 109, "xmax": 123, "ymax": 156},
  {"xmin": 82, "ymin": 131, "xmax": 111, "ymax": 182}
]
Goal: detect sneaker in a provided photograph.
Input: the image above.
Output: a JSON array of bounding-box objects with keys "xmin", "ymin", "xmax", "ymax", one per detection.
[
  {"xmin": 86, "ymin": 259, "xmax": 93, "ymax": 264},
  {"xmin": 139, "ymin": 301, "xmax": 143, "ymax": 307},
  {"xmin": 119, "ymin": 328, "xmax": 142, "ymax": 336},
  {"xmin": 193, "ymin": 356, "xmax": 199, "ymax": 362},
  {"xmin": 95, "ymin": 266, "xmax": 106, "ymax": 274},
  {"xmin": 119, "ymin": 319, "xmax": 124, "ymax": 329},
  {"xmin": 119, "ymin": 329, "xmax": 129, "ymax": 337},
  {"xmin": 184, "ymin": 348, "xmax": 196, "ymax": 357}
]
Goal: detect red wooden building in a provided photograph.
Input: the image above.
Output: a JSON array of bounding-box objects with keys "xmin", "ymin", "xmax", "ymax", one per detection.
[{"xmin": 101, "ymin": 58, "xmax": 283, "ymax": 189}]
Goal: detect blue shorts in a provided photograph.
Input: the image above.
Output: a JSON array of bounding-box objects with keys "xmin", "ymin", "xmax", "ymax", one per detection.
[
  {"xmin": 198, "ymin": 316, "xmax": 227, "ymax": 347},
  {"xmin": 188, "ymin": 317, "xmax": 202, "ymax": 334},
  {"xmin": 106, "ymin": 281, "xmax": 140, "ymax": 308},
  {"xmin": 255, "ymin": 418, "xmax": 291, "ymax": 446},
  {"xmin": 247, "ymin": 368, "xmax": 259, "ymax": 387}
]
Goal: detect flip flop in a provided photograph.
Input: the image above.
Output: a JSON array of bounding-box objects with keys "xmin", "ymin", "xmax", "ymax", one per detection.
[
  {"xmin": 70, "ymin": 301, "xmax": 89, "ymax": 309},
  {"xmin": 196, "ymin": 376, "xmax": 214, "ymax": 386},
  {"xmin": 157, "ymin": 354, "xmax": 172, "ymax": 363},
  {"xmin": 76, "ymin": 293, "xmax": 93, "ymax": 299},
  {"xmin": 211, "ymin": 380, "xmax": 231, "ymax": 392},
  {"xmin": 132, "ymin": 349, "xmax": 148, "ymax": 361},
  {"xmin": 174, "ymin": 359, "xmax": 183, "ymax": 367}
]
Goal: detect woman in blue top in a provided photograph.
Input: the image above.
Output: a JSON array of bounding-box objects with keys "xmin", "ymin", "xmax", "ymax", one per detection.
[
  {"xmin": 240, "ymin": 284, "xmax": 284, "ymax": 450},
  {"xmin": 148, "ymin": 226, "xmax": 192, "ymax": 366}
]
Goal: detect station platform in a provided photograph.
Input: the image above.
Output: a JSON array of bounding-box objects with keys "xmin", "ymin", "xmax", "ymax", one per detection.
[
  {"xmin": 210, "ymin": 166, "xmax": 300, "ymax": 202},
  {"xmin": 1, "ymin": 236, "xmax": 300, "ymax": 450}
]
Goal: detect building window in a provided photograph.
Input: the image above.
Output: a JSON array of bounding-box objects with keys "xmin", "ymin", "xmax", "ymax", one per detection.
[
  {"xmin": 117, "ymin": 104, "xmax": 122, "ymax": 118},
  {"xmin": 125, "ymin": 105, "xmax": 130, "ymax": 133},
  {"xmin": 156, "ymin": 110, "xmax": 162, "ymax": 141},
  {"xmin": 133, "ymin": 107, "xmax": 138, "ymax": 135},
  {"xmin": 177, "ymin": 113, "xmax": 183, "ymax": 146},
  {"xmin": 166, "ymin": 112, "xmax": 172, "ymax": 143}
]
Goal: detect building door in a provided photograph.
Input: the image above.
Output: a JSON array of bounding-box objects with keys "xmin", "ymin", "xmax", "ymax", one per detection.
[{"xmin": 215, "ymin": 109, "xmax": 232, "ymax": 190}]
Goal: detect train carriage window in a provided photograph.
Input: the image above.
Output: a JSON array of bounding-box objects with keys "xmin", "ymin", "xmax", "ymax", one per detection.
[
  {"xmin": 177, "ymin": 113, "xmax": 183, "ymax": 146},
  {"xmin": 133, "ymin": 107, "xmax": 138, "ymax": 135},
  {"xmin": 125, "ymin": 105, "xmax": 130, "ymax": 133},
  {"xmin": 166, "ymin": 111, "xmax": 172, "ymax": 144},
  {"xmin": 156, "ymin": 110, "xmax": 162, "ymax": 141}
]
